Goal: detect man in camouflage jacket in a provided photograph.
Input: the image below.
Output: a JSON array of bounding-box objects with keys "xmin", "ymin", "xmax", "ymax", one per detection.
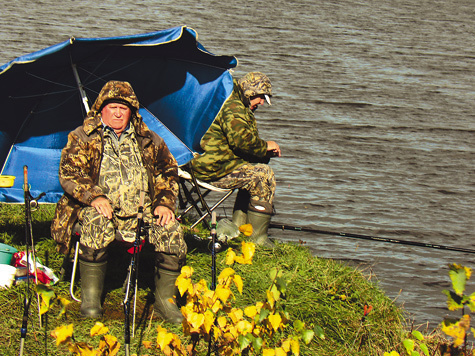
[
  {"xmin": 191, "ymin": 72, "xmax": 281, "ymax": 247},
  {"xmin": 51, "ymin": 81, "xmax": 185, "ymax": 323}
]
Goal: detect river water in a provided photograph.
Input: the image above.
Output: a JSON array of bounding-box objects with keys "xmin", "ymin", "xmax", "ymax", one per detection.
[{"xmin": 1, "ymin": 0, "xmax": 474, "ymax": 329}]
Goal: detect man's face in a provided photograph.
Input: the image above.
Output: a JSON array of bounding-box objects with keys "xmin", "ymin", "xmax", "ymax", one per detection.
[
  {"xmin": 249, "ymin": 94, "xmax": 266, "ymax": 112},
  {"xmin": 101, "ymin": 102, "xmax": 132, "ymax": 136}
]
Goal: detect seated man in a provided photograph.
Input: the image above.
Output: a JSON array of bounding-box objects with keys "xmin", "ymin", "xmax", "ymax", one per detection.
[
  {"xmin": 191, "ymin": 72, "xmax": 281, "ymax": 247},
  {"xmin": 50, "ymin": 80, "xmax": 186, "ymax": 324}
]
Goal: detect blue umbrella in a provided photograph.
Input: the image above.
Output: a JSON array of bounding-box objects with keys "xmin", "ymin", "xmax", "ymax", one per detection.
[{"xmin": 0, "ymin": 26, "xmax": 237, "ymax": 203}]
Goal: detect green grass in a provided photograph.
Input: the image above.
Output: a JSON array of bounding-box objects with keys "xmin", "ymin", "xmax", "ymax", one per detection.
[{"xmin": 0, "ymin": 202, "xmax": 414, "ymax": 355}]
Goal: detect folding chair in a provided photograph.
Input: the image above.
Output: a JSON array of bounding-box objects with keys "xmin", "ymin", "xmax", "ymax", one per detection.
[{"xmin": 177, "ymin": 165, "xmax": 237, "ymax": 229}]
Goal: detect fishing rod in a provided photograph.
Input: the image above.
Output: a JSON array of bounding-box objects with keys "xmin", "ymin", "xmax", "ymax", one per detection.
[
  {"xmin": 19, "ymin": 165, "xmax": 45, "ymax": 356},
  {"xmin": 269, "ymin": 222, "xmax": 475, "ymax": 254},
  {"xmin": 123, "ymin": 191, "xmax": 146, "ymax": 356},
  {"xmin": 207, "ymin": 212, "xmax": 218, "ymax": 356}
]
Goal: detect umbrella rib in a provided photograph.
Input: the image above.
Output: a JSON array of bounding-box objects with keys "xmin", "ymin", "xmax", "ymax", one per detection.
[
  {"xmin": 78, "ymin": 59, "xmax": 144, "ymax": 92},
  {"xmin": 25, "ymin": 71, "xmax": 77, "ymax": 90}
]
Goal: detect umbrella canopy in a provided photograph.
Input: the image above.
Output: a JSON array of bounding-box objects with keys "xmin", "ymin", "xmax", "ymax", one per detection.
[{"xmin": 0, "ymin": 26, "xmax": 237, "ymax": 203}]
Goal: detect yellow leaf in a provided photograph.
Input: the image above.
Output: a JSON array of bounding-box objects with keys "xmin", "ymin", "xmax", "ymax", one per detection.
[
  {"xmin": 157, "ymin": 329, "xmax": 174, "ymax": 350},
  {"xmin": 263, "ymin": 349, "xmax": 275, "ymax": 356},
  {"xmin": 225, "ymin": 249, "xmax": 237, "ymax": 265},
  {"xmin": 57, "ymin": 296, "xmax": 71, "ymax": 317},
  {"xmin": 281, "ymin": 340, "xmax": 291, "ymax": 352},
  {"xmin": 195, "ymin": 279, "xmax": 210, "ymax": 295},
  {"xmin": 180, "ymin": 265, "xmax": 194, "ymax": 278},
  {"xmin": 228, "ymin": 308, "xmax": 244, "ymax": 323},
  {"xmin": 98, "ymin": 335, "xmax": 120, "ymax": 356},
  {"xmin": 188, "ymin": 312, "xmax": 205, "ymax": 329},
  {"xmin": 275, "ymin": 347, "xmax": 287, "ymax": 356},
  {"xmin": 211, "ymin": 298, "xmax": 222, "ymax": 313},
  {"xmin": 218, "ymin": 267, "xmax": 235, "ymax": 282},
  {"xmin": 176, "ymin": 275, "xmax": 192, "ymax": 297},
  {"xmin": 236, "ymin": 320, "xmax": 253, "ymax": 334},
  {"xmin": 39, "ymin": 301, "xmax": 49, "ymax": 315},
  {"xmin": 215, "ymin": 285, "xmax": 232, "ymax": 303},
  {"xmin": 171, "ymin": 333, "xmax": 183, "ymax": 349},
  {"xmin": 157, "ymin": 325, "xmax": 168, "ymax": 333},
  {"xmin": 267, "ymin": 290, "xmax": 275, "ymax": 309},
  {"xmin": 441, "ymin": 315, "xmax": 470, "ymax": 347},
  {"xmin": 239, "ymin": 223, "xmax": 253, "ymax": 236},
  {"xmin": 233, "ymin": 274, "xmax": 243, "ymax": 294},
  {"xmin": 68, "ymin": 342, "xmax": 95, "ymax": 356},
  {"xmin": 241, "ymin": 241, "xmax": 255, "ymax": 261},
  {"xmin": 203, "ymin": 310, "xmax": 215, "ymax": 333},
  {"xmin": 51, "ymin": 324, "xmax": 74, "ymax": 346},
  {"xmin": 268, "ymin": 313, "xmax": 282, "ymax": 332},
  {"xmin": 290, "ymin": 339, "xmax": 300, "ymax": 355},
  {"xmin": 90, "ymin": 321, "xmax": 109, "ymax": 336},
  {"xmin": 217, "ymin": 316, "xmax": 228, "ymax": 329},
  {"xmin": 244, "ymin": 305, "xmax": 257, "ymax": 318}
]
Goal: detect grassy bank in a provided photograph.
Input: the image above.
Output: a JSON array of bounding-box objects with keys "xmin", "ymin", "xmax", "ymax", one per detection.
[{"xmin": 0, "ymin": 203, "xmax": 430, "ymax": 355}]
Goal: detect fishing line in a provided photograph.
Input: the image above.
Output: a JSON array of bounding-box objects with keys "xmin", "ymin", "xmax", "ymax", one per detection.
[{"xmin": 269, "ymin": 222, "xmax": 475, "ymax": 254}]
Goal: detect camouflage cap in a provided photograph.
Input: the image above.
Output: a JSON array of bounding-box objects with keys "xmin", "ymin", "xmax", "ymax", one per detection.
[
  {"xmin": 238, "ymin": 72, "xmax": 272, "ymax": 105},
  {"xmin": 92, "ymin": 80, "xmax": 140, "ymax": 113}
]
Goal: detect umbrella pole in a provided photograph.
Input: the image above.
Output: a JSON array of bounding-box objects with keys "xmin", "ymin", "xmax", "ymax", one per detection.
[{"xmin": 71, "ymin": 63, "xmax": 90, "ymax": 112}]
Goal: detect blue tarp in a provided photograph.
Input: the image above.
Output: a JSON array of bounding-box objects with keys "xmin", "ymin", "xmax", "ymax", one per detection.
[{"xmin": 0, "ymin": 26, "xmax": 237, "ymax": 203}]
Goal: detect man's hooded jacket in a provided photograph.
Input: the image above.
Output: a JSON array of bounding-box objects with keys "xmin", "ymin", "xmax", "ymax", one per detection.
[{"xmin": 50, "ymin": 81, "xmax": 179, "ymax": 253}]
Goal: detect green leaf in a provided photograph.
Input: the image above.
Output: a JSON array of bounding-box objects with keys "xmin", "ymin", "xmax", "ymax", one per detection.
[
  {"xmin": 403, "ymin": 339, "xmax": 415, "ymax": 353},
  {"xmin": 252, "ymin": 337, "xmax": 263, "ymax": 351},
  {"xmin": 411, "ymin": 330, "xmax": 424, "ymax": 341},
  {"xmin": 270, "ymin": 284, "xmax": 281, "ymax": 302},
  {"xmin": 238, "ymin": 334, "xmax": 252, "ymax": 351},
  {"xmin": 269, "ymin": 267, "xmax": 281, "ymax": 281},
  {"xmin": 293, "ymin": 320, "xmax": 305, "ymax": 332},
  {"xmin": 467, "ymin": 291, "xmax": 475, "ymax": 312},
  {"xmin": 419, "ymin": 343, "xmax": 430, "ymax": 356},
  {"xmin": 36, "ymin": 284, "xmax": 56, "ymax": 315},
  {"xmin": 276, "ymin": 276, "xmax": 287, "ymax": 294},
  {"xmin": 301, "ymin": 329, "xmax": 314, "ymax": 344},
  {"xmin": 314, "ymin": 325, "xmax": 325, "ymax": 340},
  {"xmin": 448, "ymin": 264, "xmax": 468, "ymax": 296},
  {"xmin": 410, "ymin": 352, "xmax": 420, "ymax": 356},
  {"xmin": 258, "ymin": 308, "xmax": 270, "ymax": 323}
]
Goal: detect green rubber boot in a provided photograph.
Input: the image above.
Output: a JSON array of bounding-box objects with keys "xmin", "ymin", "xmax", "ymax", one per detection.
[
  {"xmin": 232, "ymin": 210, "xmax": 248, "ymax": 228},
  {"xmin": 154, "ymin": 268, "xmax": 184, "ymax": 325},
  {"xmin": 232, "ymin": 189, "xmax": 250, "ymax": 228},
  {"xmin": 79, "ymin": 260, "xmax": 107, "ymax": 318},
  {"xmin": 247, "ymin": 210, "xmax": 274, "ymax": 248}
]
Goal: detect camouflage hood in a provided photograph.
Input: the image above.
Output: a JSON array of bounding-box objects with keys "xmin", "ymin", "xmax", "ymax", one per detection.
[
  {"xmin": 84, "ymin": 80, "xmax": 141, "ymax": 134},
  {"xmin": 238, "ymin": 72, "xmax": 272, "ymax": 107},
  {"xmin": 91, "ymin": 80, "xmax": 140, "ymax": 113}
]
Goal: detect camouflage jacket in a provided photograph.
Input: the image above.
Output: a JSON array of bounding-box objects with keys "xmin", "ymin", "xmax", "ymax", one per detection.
[
  {"xmin": 50, "ymin": 81, "xmax": 179, "ymax": 253},
  {"xmin": 191, "ymin": 80, "xmax": 268, "ymax": 181}
]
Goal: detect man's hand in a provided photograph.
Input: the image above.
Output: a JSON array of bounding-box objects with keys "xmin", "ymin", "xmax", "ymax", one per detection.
[
  {"xmin": 266, "ymin": 140, "xmax": 282, "ymax": 157},
  {"xmin": 91, "ymin": 196, "xmax": 113, "ymax": 219},
  {"xmin": 153, "ymin": 205, "xmax": 175, "ymax": 227}
]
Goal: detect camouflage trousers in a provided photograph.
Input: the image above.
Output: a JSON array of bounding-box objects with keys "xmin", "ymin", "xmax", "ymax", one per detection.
[
  {"xmin": 211, "ymin": 163, "xmax": 276, "ymax": 205},
  {"xmin": 78, "ymin": 206, "xmax": 187, "ymax": 260}
]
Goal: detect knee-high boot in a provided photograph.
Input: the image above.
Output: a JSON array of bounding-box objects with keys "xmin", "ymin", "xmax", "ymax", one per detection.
[
  {"xmin": 79, "ymin": 259, "xmax": 107, "ymax": 318},
  {"xmin": 232, "ymin": 189, "xmax": 250, "ymax": 228},
  {"xmin": 153, "ymin": 254, "xmax": 184, "ymax": 325},
  {"xmin": 247, "ymin": 201, "xmax": 274, "ymax": 248}
]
